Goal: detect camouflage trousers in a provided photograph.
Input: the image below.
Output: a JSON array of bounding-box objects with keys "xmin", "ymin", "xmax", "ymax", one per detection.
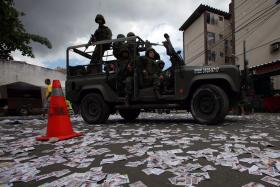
[
  {"xmin": 124, "ymin": 76, "xmax": 133, "ymax": 97},
  {"xmin": 116, "ymin": 63, "xmax": 129, "ymax": 95},
  {"xmin": 142, "ymin": 74, "xmax": 160, "ymax": 91},
  {"xmin": 90, "ymin": 44, "xmax": 110, "ymax": 73}
]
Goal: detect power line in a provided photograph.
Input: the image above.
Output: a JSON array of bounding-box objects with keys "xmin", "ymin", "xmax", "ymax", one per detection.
[
  {"xmin": 185, "ymin": 32, "xmax": 204, "ymax": 46},
  {"xmin": 235, "ymin": 37, "xmax": 280, "ymax": 57},
  {"xmin": 187, "ymin": 4, "xmax": 275, "ymax": 64},
  {"xmin": 235, "ymin": 4, "xmax": 275, "ymax": 33},
  {"xmin": 235, "ymin": 7, "xmax": 280, "ymax": 44},
  {"xmin": 235, "ymin": 0, "xmax": 249, "ymax": 10},
  {"xmin": 186, "ymin": 4, "xmax": 278, "ymax": 65},
  {"xmin": 182, "ymin": 1, "xmax": 269, "ymax": 51},
  {"xmin": 235, "ymin": 0, "xmax": 268, "ymax": 23}
]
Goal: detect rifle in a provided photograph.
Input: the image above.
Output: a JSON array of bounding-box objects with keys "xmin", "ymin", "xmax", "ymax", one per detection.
[
  {"xmin": 163, "ymin": 33, "xmax": 184, "ymax": 66},
  {"xmin": 84, "ymin": 34, "xmax": 96, "ymax": 52}
]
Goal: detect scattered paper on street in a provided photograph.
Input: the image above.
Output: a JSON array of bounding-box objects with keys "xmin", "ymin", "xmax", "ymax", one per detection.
[
  {"xmin": 0, "ymin": 113, "xmax": 280, "ymax": 186},
  {"xmin": 261, "ymin": 176, "xmax": 280, "ymax": 186}
]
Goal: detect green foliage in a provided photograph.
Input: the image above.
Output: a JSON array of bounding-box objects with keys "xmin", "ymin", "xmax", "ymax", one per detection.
[{"xmin": 0, "ymin": 0, "xmax": 52, "ymax": 60}]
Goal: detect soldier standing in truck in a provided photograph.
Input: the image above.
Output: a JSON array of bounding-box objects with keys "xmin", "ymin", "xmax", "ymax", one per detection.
[{"xmin": 87, "ymin": 14, "xmax": 112, "ymax": 72}]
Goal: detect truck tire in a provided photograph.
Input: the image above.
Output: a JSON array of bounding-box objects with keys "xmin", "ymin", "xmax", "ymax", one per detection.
[
  {"xmin": 80, "ymin": 93, "xmax": 110, "ymax": 124},
  {"xmin": 190, "ymin": 84, "xmax": 229, "ymax": 125},
  {"xmin": 119, "ymin": 109, "xmax": 140, "ymax": 122}
]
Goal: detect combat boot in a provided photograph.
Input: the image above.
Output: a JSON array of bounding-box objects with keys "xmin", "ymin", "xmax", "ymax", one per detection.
[
  {"xmin": 125, "ymin": 95, "xmax": 130, "ymax": 106},
  {"xmin": 154, "ymin": 89, "xmax": 161, "ymax": 100}
]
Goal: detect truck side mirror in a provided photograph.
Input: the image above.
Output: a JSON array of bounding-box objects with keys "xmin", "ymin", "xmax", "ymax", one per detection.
[{"xmin": 177, "ymin": 51, "xmax": 181, "ymax": 54}]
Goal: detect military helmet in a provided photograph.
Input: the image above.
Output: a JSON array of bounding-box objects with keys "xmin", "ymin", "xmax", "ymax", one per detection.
[
  {"xmin": 157, "ymin": 60, "xmax": 165, "ymax": 65},
  {"xmin": 127, "ymin": 32, "xmax": 135, "ymax": 37},
  {"xmin": 117, "ymin": 34, "xmax": 125, "ymax": 39},
  {"xmin": 95, "ymin": 14, "xmax": 105, "ymax": 24},
  {"xmin": 145, "ymin": 47, "xmax": 160, "ymax": 60}
]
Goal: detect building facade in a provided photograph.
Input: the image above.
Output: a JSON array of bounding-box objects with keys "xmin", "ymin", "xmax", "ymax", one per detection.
[
  {"xmin": 233, "ymin": 0, "xmax": 280, "ymax": 69},
  {"xmin": 0, "ymin": 60, "xmax": 66, "ymax": 115},
  {"xmin": 0, "ymin": 60, "xmax": 66, "ymax": 101},
  {"xmin": 233, "ymin": 0, "xmax": 280, "ymax": 89},
  {"xmin": 0, "ymin": 60, "xmax": 66, "ymax": 87},
  {"xmin": 180, "ymin": 4, "xmax": 233, "ymax": 66}
]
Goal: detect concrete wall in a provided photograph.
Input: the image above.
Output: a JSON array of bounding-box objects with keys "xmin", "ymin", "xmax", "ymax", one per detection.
[
  {"xmin": 0, "ymin": 60, "xmax": 66, "ymax": 87},
  {"xmin": 234, "ymin": 0, "xmax": 280, "ymax": 69},
  {"xmin": 183, "ymin": 14, "xmax": 205, "ymax": 66}
]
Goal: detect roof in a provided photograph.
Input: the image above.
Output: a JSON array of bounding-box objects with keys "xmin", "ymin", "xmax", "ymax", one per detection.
[
  {"xmin": 249, "ymin": 59, "xmax": 280, "ymax": 70},
  {"xmin": 0, "ymin": 60, "xmax": 65, "ymax": 73},
  {"xmin": 249, "ymin": 59, "xmax": 280, "ymax": 76},
  {"xmin": 179, "ymin": 4, "xmax": 230, "ymax": 31}
]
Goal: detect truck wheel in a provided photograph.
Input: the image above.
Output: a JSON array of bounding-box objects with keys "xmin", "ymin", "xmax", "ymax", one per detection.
[
  {"xmin": 80, "ymin": 93, "xmax": 110, "ymax": 124},
  {"xmin": 190, "ymin": 84, "xmax": 229, "ymax": 125},
  {"xmin": 119, "ymin": 109, "xmax": 140, "ymax": 122}
]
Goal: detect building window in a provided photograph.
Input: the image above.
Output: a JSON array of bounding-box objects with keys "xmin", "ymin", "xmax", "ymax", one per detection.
[
  {"xmin": 207, "ymin": 32, "xmax": 216, "ymax": 44},
  {"xmin": 208, "ymin": 51, "xmax": 211, "ymax": 61},
  {"xmin": 271, "ymin": 42, "xmax": 280, "ymax": 53},
  {"xmin": 225, "ymin": 57, "xmax": 231, "ymax": 64},
  {"xmin": 225, "ymin": 57, "xmax": 229, "ymax": 64},
  {"xmin": 219, "ymin": 34, "xmax": 223, "ymax": 40},
  {"xmin": 207, "ymin": 13, "xmax": 217, "ymax": 25},
  {"xmin": 224, "ymin": 40, "xmax": 228, "ymax": 48},
  {"xmin": 219, "ymin": 16, "xmax": 224, "ymax": 21},
  {"xmin": 220, "ymin": 52, "xmax": 224, "ymax": 57},
  {"xmin": 208, "ymin": 50, "xmax": 216, "ymax": 62},
  {"xmin": 206, "ymin": 13, "xmax": 210, "ymax": 24}
]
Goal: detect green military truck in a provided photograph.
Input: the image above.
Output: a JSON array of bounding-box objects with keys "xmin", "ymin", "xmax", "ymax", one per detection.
[{"xmin": 66, "ymin": 34, "xmax": 240, "ymax": 125}]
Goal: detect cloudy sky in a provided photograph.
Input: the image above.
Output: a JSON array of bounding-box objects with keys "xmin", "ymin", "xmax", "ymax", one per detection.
[{"xmin": 13, "ymin": 0, "xmax": 231, "ymax": 68}]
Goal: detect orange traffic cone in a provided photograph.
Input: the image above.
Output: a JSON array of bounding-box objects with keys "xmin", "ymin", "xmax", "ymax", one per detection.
[{"xmin": 36, "ymin": 80, "xmax": 82, "ymax": 141}]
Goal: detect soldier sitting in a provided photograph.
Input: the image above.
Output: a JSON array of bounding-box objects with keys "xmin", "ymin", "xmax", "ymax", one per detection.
[
  {"xmin": 157, "ymin": 60, "xmax": 172, "ymax": 94},
  {"xmin": 157, "ymin": 60, "xmax": 167, "ymax": 92},
  {"xmin": 139, "ymin": 47, "xmax": 161, "ymax": 98}
]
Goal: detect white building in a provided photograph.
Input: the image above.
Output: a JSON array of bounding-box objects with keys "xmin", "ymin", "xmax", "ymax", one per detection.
[{"xmin": 180, "ymin": 4, "xmax": 233, "ymax": 66}]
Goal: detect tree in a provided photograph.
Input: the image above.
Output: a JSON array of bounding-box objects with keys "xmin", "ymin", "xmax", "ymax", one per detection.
[{"xmin": 0, "ymin": 0, "xmax": 52, "ymax": 60}]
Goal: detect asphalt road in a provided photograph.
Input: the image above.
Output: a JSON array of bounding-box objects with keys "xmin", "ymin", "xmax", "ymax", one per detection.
[{"xmin": 0, "ymin": 113, "xmax": 280, "ymax": 187}]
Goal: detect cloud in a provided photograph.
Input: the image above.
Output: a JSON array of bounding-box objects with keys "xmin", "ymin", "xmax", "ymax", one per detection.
[
  {"xmin": 11, "ymin": 50, "xmax": 46, "ymax": 67},
  {"xmin": 13, "ymin": 0, "xmax": 231, "ymax": 68}
]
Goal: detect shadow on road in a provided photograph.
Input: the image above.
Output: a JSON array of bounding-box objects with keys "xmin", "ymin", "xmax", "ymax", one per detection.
[
  {"xmin": 111, "ymin": 118, "xmax": 197, "ymax": 125},
  {"xmin": 106, "ymin": 116, "xmax": 243, "ymax": 127}
]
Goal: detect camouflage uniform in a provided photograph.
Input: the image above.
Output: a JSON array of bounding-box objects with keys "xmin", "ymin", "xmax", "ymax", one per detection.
[
  {"xmin": 113, "ymin": 34, "xmax": 125, "ymax": 59},
  {"xmin": 123, "ymin": 66, "xmax": 134, "ymax": 98},
  {"xmin": 140, "ymin": 48, "xmax": 161, "ymax": 92},
  {"xmin": 115, "ymin": 33, "xmax": 139, "ymax": 99},
  {"xmin": 88, "ymin": 14, "xmax": 112, "ymax": 72},
  {"xmin": 157, "ymin": 60, "xmax": 169, "ymax": 93},
  {"xmin": 126, "ymin": 32, "xmax": 140, "ymax": 58},
  {"xmin": 115, "ymin": 39, "xmax": 132, "ymax": 96}
]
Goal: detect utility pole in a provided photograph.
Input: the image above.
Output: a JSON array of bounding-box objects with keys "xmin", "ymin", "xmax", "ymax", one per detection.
[{"xmin": 243, "ymin": 40, "xmax": 249, "ymax": 90}]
